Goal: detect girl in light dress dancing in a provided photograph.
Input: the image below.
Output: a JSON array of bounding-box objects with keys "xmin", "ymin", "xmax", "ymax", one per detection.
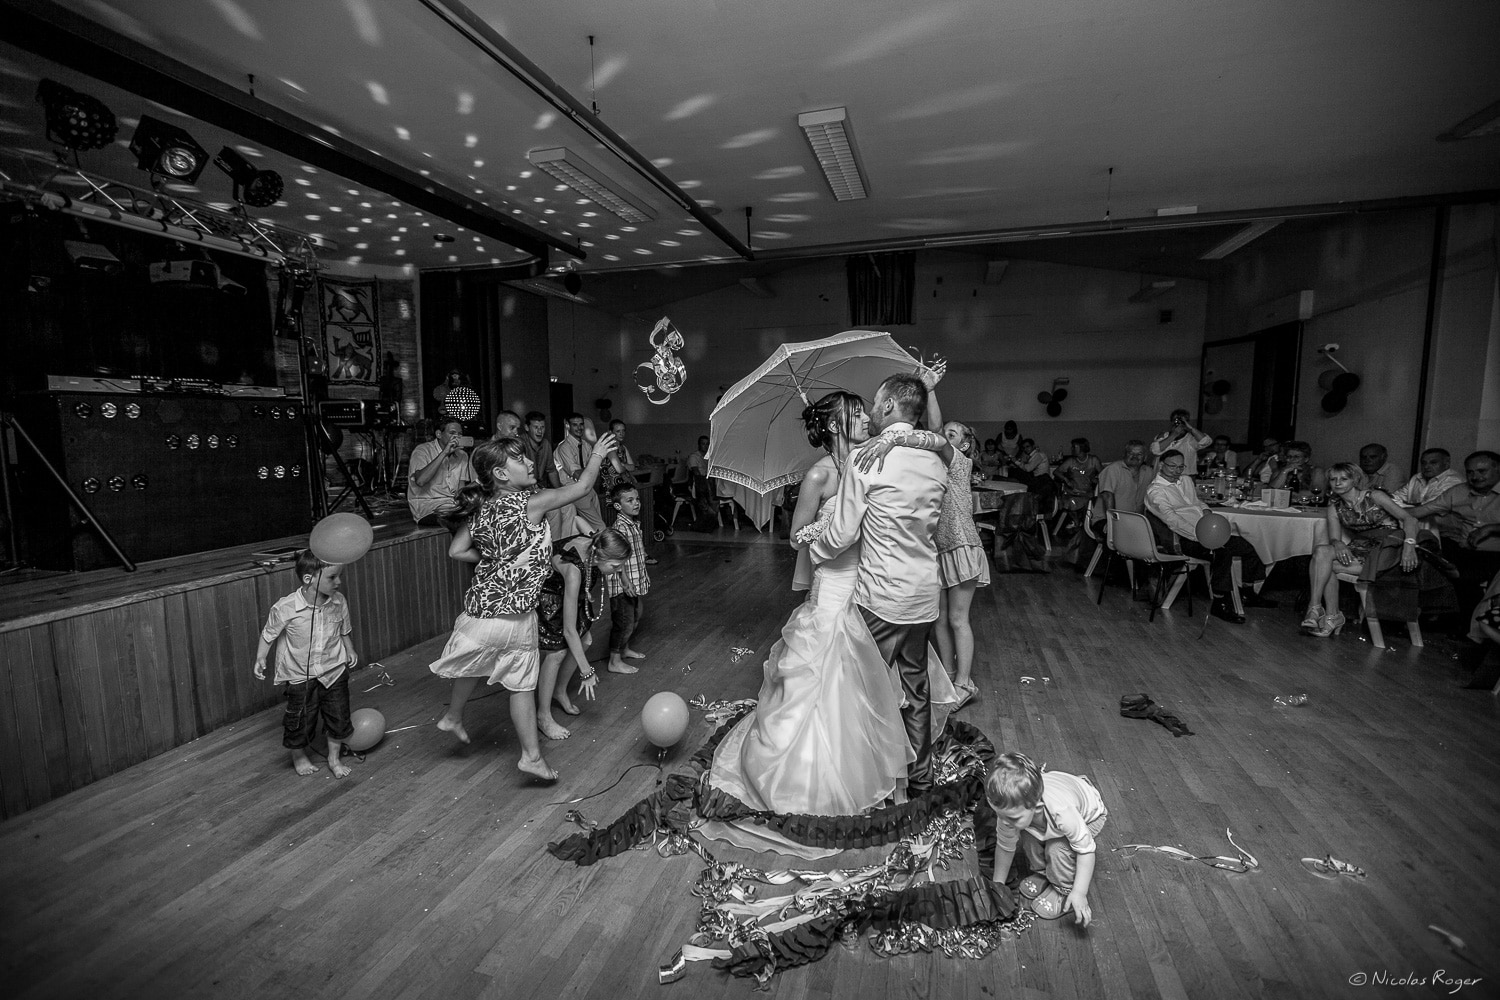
[{"xmin": 430, "ymin": 432, "xmax": 618, "ymax": 781}]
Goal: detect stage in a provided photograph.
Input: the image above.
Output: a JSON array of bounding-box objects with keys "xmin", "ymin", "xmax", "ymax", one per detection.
[{"xmin": 0, "ymin": 519, "xmax": 468, "ymax": 820}]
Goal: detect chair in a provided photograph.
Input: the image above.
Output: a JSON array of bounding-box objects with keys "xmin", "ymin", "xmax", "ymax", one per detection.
[
  {"xmin": 668, "ymin": 481, "xmax": 697, "ymax": 530},
  {"xmin": 1108, "ymin": 511, "xmax": 1212, "ymax": 621},
  {"xmin": 1085, "ymin": 498, "xmax": 1136, "ymax": 594},
  {"xmin": 1334, "ymin": 572, "xmax": 1423, "ymax": 649}
]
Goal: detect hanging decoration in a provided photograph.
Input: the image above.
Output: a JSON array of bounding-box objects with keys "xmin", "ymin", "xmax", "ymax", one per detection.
[
  {"xmin": 1200, "ymin": 368, "xmax": 1232, "ymax": 415},
  {"xmin": 636, "ymin": 316, "xmax": 687, "ymax": 404},
  {"xmin": 1315, "ymin": 343, "xmax": 1361, "ymax": 414},
  {"xmin": 1036, "ymin": 377, "xmax": 1070, "ymax": 417}
]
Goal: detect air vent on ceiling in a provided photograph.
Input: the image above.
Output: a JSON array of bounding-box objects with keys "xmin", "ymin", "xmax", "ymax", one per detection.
[
  {"xmin": 527, "ymin": 147, "xmax": 653, "ymax": 224},
  {"xmin": 797, "ymin": 107, "xmax": 868, "ymax": 201}
]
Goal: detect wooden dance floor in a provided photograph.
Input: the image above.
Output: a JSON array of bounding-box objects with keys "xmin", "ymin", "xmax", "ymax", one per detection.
[{"xmin": 2, "ymin": 534, "xmax": 1497, "ymax": 999}]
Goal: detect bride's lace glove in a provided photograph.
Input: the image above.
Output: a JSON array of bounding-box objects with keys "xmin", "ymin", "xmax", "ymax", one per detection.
[
  {"xmin": 793, "ymin": 509, "xmax": 832, "ymax": 546},
  {"xmin": 851, "ymin": 428, "xmax": 946, "ymax": 474}
]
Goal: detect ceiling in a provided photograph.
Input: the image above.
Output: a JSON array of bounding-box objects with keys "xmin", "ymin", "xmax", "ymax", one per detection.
[{"xmin": 1, "ymin": 0, "xmax": 1497, "ymax": 285}]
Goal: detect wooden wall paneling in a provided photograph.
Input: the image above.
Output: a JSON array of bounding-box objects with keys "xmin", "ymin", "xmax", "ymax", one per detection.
[
  {"xmin": 35, "ymin": 623, "xmax": 91, "ymax": 794},
  {"xmin": 183, "ymin": 586, "xmax": 228, "ymax": 732},
  {"xmin": 58, "ymin": 616, "xmax": 112, "ymax": 783},
  {"xmin": 0, "ymin": 630, "xmax": 37, "ymax": 815},
  {"xmin": 16, "ymin": 626, "xmax": 73, "ymax": 802},
  {"xmin": 124, "ymin": 601, "xmax": 176, "ymax": 760},
  {"xmin": 162, "ymin": 593, "xmax": 202, "ymax": 745},
  {"xmin": 215, "ymin": 583, "xmax": 255, "ymax": 722},
  {"xmin": 106, "ymin": 606, "xmax": 151, "ymax": 770}
]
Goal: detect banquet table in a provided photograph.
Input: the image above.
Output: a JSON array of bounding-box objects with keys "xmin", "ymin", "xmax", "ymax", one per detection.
[
  {"xmin": 973, "ymin": 479, "xmax": 1028, "ymax": 514},
  {"xmin": 1217, "ymin": 504, "xmax": 1330, "ymax": 565},
  {"xmin": 726, "ymin": 482, "xmax": 784, "ymax": 531}
]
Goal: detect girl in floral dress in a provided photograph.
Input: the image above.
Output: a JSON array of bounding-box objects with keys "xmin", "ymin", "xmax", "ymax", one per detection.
[{"xmin": 432, "ymin": 432, "xmax": 617, "ymax": 780}]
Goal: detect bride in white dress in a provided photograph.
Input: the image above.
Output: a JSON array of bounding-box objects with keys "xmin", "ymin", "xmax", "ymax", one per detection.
[{"xmin": 707, "ymin": 391, "xmax": 958, "ymax": 825}]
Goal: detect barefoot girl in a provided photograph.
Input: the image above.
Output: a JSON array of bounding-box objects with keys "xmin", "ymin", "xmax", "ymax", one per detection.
[
  {"xmin": 431, "ymin": 432, "xmax": 617, "ymax": 780},
  {"xmin": 535, "ymin": 528, "xmax": 632, "ymax": 740}
]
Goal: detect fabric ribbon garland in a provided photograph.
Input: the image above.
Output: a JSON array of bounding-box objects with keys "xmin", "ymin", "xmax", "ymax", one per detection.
[{"xmin": 1113, "ymin": 828, "xmax": 1259, "ymax": 873}]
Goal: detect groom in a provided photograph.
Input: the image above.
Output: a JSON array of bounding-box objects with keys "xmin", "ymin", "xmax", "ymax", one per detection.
[{"xmin": 811, "ymin": 373, "xmax": 947, "ymax": 793}]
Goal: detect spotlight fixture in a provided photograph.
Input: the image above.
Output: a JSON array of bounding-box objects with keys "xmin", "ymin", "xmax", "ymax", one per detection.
[
  {"xmin": 36, "ymin": 79, "xmax": 117, "ymax": 151},
  {"xmin": 129, "ymin": 115, "xmax": 208, "ymax": 183},
  {"xmin": 214, "ymin": 147, "xmax": 284, "ymax": 208},
  {"xmin": 527, "ymin": 147, "xmax": 654, "ymax": 224},
  {"xmin": 798, "ymin": 107, "xmax": 868, "ymax": 201}
]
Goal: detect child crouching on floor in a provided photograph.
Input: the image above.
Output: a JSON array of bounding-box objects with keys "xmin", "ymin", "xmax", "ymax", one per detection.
[
  {"xmin": 253, "ymin": 550, "xmax": 358, "ymax": 779},
  {"xmin": 986, "ymin": 751, "xmax": 1108, "ymax": 927},
  {"xmin": 604, "ymin": 481, "xmax": 650, "ymax": 675}
]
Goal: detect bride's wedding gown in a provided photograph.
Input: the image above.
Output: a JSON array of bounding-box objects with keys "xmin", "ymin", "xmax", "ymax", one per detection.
[{"xmin": 707, "ymin": 540, "xmax": 959, "ymax": 824}]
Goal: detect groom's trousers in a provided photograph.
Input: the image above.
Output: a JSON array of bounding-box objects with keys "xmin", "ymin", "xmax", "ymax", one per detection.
[{"xmin": 859, "ymin": 607, "xmax": 934, "ymax": 794}]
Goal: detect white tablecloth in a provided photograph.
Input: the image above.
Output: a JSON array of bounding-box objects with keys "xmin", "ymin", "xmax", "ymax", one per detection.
[
  {"xmin": 726, "ymin": 482, "xmax": 784, "ymax": 530},
  {"xmin": 1219, "ymin": 506, "xmax": 1329, "ymax": 564}
]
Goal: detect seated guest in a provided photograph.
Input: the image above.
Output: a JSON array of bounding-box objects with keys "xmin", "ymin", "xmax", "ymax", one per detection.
[
  {"xmin": 1302, "ymin": 462, "xmax": 1421, "ymax": 637},
  {"xmin": 1145, "ymin": 449, "xmax": 1267, "ymax": 624},
  {"xmin": 1150, "ymin": 409, "xmax": 1212, "ymax": 473},
  {"xmin": 997, "ymin": 420, "xmax": 1023, "ymax": 462},
  {"xmin": 1358, "ymin": 443, "xmax": 1403, "ymax": 491},
  {"xmin": 1267, "ymin": 440, "xmax": 1326, "ymax": 494},
  {"xmin": 1392, "ymin": 447, "xmax": 1465, "ymax": 507},
  {"xmin": 1097, "ymin": 440, "xmax": 1152, "ymax": 520},
  {"xmin": 407, "ymin": 418, "xmax": 474, "ymax": 523},
  {"xmin": 1017, "ymin": 437, "xmax": 1051, "ymax": 478},
  {"xmin": 1408, "ymin": 450, "xmax": 1500, "ymax": 605},
  {"xmin": 492, "ymin": 409, "xmax": 523, "ymax": 441},
  {"xmin": 1244, "ymin": 437, "xmax": 1283, "ymax": 483},
  {"xmin": 977, "ymin": 438, "xmax": 1003, "ymax": 478},
  {"xmin": 521, "ymin": 411, "xmax": 560, "ymax": 489},
  {"xmin": 1055, "ymin": 437, "xmax": 1102, "ymax": 499},
  {"xmin": 1199, "ymin": 435, "xmax": 1237, "ymax": 474}
]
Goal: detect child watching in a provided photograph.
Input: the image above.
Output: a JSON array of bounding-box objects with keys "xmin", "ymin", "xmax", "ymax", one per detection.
[
  {"xmin": 985, "ymin": 751, "xmax": 1108, "ymax": 926},
  {"xmin": 605, "ymin": 482, "xmax": 650, "ymax": 675},
  {"xmin": 253, "ymin": 550, "xmax": 358, "ymax": 779}
]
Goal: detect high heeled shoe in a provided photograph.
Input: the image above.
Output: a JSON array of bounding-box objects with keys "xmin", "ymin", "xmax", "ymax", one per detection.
[
  {"xmin": 1306, "ymin": 610, "xmax": 1346, "ymax": 638},
  {"xmin": 1300, "ymin": 604, "xmax": 1323, "ymax": 630}
]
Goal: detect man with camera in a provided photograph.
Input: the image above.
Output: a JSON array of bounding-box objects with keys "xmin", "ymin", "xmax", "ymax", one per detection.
[{"xmin": 407, "ymin": 419, "xmax": 475, "ymax": 523}]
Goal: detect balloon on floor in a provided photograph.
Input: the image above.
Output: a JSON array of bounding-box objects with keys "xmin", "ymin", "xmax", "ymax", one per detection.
[
  {"xmin": 641, "ymin": 692, "xmax": 689, "ymax": 747},
  {"xmin": 347, "ymin": 708, "xmax": 385, "ymax": 752}
]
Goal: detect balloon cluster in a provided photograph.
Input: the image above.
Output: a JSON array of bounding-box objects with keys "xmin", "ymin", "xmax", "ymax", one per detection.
[
  {"xmin": 635, "ymin": 317, "xmax": 687, "ymax": 405},
  {"xmin": 1036, "ymin": 378, "xmax": 1069, "ymax": 418}
]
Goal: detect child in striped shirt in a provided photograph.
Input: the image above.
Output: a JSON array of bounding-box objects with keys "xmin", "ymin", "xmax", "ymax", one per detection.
[{"xmin": 605, "ymin": 482, "xmax": 650, "ymax": 675}]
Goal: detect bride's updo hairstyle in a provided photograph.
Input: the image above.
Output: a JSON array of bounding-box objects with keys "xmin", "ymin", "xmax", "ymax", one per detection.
[{"xmin": 801, "ymin": 391, "xmax": 864, "ymax": 451}]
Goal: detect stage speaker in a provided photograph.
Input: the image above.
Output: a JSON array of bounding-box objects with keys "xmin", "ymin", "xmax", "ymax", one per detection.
[{"xmin": 11, "ymin": 392, "xmax": 313, "ymax": 570}]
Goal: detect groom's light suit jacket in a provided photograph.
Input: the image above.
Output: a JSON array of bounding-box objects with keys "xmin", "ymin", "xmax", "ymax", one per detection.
[{"xmin": 810, "ymin": 422, "xmax": 948, "ymax": 624}]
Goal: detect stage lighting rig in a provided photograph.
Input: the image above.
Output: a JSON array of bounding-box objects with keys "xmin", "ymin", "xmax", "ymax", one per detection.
[
  {"xmin": 36, "ymin": 79, "xmax": 117, "ymax": 152},
  {"xmin": 214, "ymin": 147, "xmax": 284, "ymax": 208},
  {"xmin": 129, "ymin": 115, "xmax": 208, "ymax": 183}
]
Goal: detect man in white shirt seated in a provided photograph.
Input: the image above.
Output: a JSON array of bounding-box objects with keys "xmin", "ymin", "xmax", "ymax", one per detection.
[
  {"xmin": 1358, "ymin": 443, "xmax": 1403, "ymax": 492},
  {"xmin": 407, "ymin": 419, "xmax": 474, "ymax": 523},
  {"xmin": 1392, "ymin": 447, "xmax": 1465, "ymax": 507},
  {"xmin": 1145, "ymin": 449, "xmax": 1268, "ymax": 624}
]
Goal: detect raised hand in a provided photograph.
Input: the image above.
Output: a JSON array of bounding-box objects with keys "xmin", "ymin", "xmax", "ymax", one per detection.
[{"xmin": 591, "ymin": 431, "xmax": 620, "ymax": 462}]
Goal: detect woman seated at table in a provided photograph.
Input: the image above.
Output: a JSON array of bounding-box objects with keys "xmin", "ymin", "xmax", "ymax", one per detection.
[
  {"xmin": 977, "ymin": 438, "xmax": 1003, "ymax": 478},
  {"xmin": 1302, "ymin": 462, "xmax": 1420, "ymax": 637},
  {"xmin": 1267, "ymin": 440, "xmax": 1326, "ymax": 497}
]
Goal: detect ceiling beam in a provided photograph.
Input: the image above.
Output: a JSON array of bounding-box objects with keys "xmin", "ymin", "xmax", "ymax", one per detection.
[
  {"xmin": 419, "ymin": 0, "xmax": 754, "ymax": 262},
  {"xmin": 4, "ymin": 0, "xmax": 572, "ymax": 265}
]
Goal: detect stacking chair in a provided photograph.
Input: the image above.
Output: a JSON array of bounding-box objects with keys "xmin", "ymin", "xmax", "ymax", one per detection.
[
  {"xmin": 1108, "ymin": 510, "xmax": 1212, "ymax": 621},
  {"xmin": 1085, "ymin": 498, "xmax": 1136, "ymax": 594},
  {"xmin": 1334, "ymin": 571, "xmax": 1423, "ymax": 649}
]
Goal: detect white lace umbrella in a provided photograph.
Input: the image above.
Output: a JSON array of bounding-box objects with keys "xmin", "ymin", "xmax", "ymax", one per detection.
[{"xmin": 707, "ymin": 330, "xmax": 941, "ymax": 494}]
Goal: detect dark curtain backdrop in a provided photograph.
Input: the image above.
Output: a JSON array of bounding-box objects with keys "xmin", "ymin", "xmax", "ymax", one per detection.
[
  {"xmin": 418, "ymin": 272, "xmax": 549, "ymax": 432},
  {"xmin": 846, "ymin": 251, "xmax": 916, "ymax": 326}
]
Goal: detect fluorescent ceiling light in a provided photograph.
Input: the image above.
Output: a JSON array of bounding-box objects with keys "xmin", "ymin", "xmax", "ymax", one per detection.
[
  {"xmin": 527, "ymin": 148, "xmax": 653, "ymax": 224},
  {"xmin": 797, "ymin": 107, "xmax": 868, "ymax": 201},
  {"xmin": 1200, "ymin": 220, "xmax": 1282, "ymax": 260},
  {"xmin": 1128, "ymin": 280, "xmax": 1176, "ymax": 303},
  {"xmin": 1438, "ymin": 99, "xmax": 1500, "ymax": 141}
]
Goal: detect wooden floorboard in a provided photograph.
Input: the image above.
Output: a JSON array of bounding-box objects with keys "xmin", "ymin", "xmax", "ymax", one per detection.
[{"xmin": 1, "ymin": 533, "xmax": 1498, "ymax": 999}]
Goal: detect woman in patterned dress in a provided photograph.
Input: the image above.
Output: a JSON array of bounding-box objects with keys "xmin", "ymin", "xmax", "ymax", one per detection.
[
  {"xmin": 431, "ymin": 432, "xmax": 618, "ymax": 780},
  {"xmin": 1302, "ymin": 461, "xmax": 1419, "ymax": 638}
]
